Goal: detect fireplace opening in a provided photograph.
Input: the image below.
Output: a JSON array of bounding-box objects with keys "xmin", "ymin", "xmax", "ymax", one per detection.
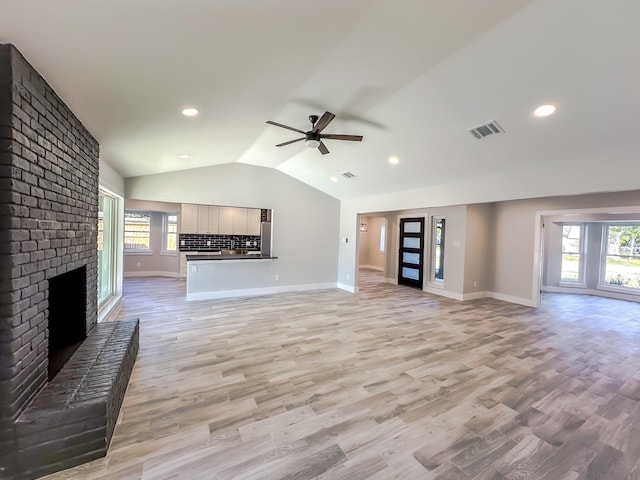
[{"xmin": 47, "ymin": 266, "xmax": 88, "ymax": 381}]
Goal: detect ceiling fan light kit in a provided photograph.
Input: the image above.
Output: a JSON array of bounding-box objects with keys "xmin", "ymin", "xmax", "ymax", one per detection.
[{"xmin": 266, "ymin": 111, "xmax": 363, "ymax": 155}]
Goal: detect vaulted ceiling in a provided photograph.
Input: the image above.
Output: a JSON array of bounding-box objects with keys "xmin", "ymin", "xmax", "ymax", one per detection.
[{"xmin": 2, "ymin": 0, "xmax": 639, "ymax": 200}]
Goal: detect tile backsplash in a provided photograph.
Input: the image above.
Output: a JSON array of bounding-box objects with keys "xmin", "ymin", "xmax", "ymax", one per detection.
[{"xmin": 179, "ymin": 233, "xmax": 261, "ymax": 251}]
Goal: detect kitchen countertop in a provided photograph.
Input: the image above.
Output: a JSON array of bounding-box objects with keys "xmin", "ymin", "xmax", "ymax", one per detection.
[{"xmin": 186, "ymin": 254, "xmax": 277, "ymax": 261}]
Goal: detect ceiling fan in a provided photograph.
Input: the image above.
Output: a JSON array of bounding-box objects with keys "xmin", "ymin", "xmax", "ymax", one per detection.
[{"xmin": 266, "ymin": 111, "xmax": 363, "ymax": 155}]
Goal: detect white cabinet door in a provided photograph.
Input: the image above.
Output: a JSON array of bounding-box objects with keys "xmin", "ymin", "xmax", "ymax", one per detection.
[
  {"xmin": 247, "ymin": 208, "xmax": 261, "ymax": 235},
  {"xmin": 197, "ymin": 205, "xmax": 210, "ymax": 233},
  {"xmin": 233, "ymin": 207, "xmax": 248, "ymax": 235},
  {"xmin": 181, "ymin": 204, "xmax": 199, "ymax": 234},
  {"xmin": 207, "ymin": 206, "xmax": 219, "ymax": 233},
  {"xmin": 218, "ymin": 207, "xmax": 234, "ymax": 234}
]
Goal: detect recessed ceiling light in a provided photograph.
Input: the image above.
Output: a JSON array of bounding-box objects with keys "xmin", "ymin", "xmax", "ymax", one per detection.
[
  {"xmin": 182, "ymin": 107, "xmax": 199, "ymax": 117},
  {"xmin": 534, "ymin": 104, "xmax": 556, "ymax": 117},
  {"xmin": 330, "ymin": 176, "xmax": 338, "ymax": 183},
  {"xmin": 178, "ymin": 154, "xmax": 191, "ymax": 159},
  {"xmin": 388, "ymin": 155, "xmax": 400, "ymax": 165}
]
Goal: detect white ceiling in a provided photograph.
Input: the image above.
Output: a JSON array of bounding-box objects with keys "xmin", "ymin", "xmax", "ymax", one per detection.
[{"xmin": 2, "ymin": 0, "xmax": 639, "ymax": 201}]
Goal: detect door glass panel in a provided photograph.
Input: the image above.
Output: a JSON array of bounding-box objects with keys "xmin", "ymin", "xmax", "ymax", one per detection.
[
  {"xmin": 403, "ymin": 252, "xmax": 420, "ymax": 264},
  {"xmin": 402, "ymin": 267, "xmax": 420, "ymax": 280},
  {"xmin": 403, "ymin": 221, "xmax": 421, "ymax": 233},
  {"xmin": 98, "ymin": 193, "xmax": 116, "ymax": 305},
  {"xmin": 403, "ymin": 237, "xmax": 420, "ymax": 249}
]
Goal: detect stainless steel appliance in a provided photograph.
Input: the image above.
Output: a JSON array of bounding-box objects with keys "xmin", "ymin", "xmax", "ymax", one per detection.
[{"xmin": 260, "ymin": 222, "xmax": 272, "ymax": 256}]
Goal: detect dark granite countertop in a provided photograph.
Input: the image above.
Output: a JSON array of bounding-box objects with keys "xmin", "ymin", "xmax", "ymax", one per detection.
[{"xmin": 186, "ymin": 254, "xmax": 277, "ymax": 261}]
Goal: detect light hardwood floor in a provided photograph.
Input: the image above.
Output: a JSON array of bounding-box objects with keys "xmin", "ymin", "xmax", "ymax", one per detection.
[{"xmin": 42, "ymin": 269, "xmax": 640, "ymax": 479}]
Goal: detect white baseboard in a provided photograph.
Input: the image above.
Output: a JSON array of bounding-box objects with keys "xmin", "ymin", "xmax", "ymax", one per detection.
[
  {"xmin": 187, "ymin": 282, "xmax": 338, "ymax": 301},
  {"xmin": 358, "ymin": 265, "xmax": 384, "ymax": 271},
  {"xmin": 424, "ymin": 286, "xmax": 464, "ymax": 301},
  {"xmin": 124, "ymin": 271, "xmax": 181, "ymax": 278},
  {"xmin": 487, "ymin": 291, "xmax": 537, "ymax": 307},
  {"xmin": 462, "ymin": 291, "xmax": 488, "ymax": 301},
  {"xmin": 337, "ymin": 283, "xmax": 358, "ymax": 293}
]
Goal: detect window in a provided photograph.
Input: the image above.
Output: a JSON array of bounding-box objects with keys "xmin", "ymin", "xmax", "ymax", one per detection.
[
  {"xmin": 600, "ymin": 225, "xmax": 640, "ymax": 290},
  {"xmin": 98, "ymin": 189, "xmax": 117, "ymax": 306},
  {"xmin": 431, "ymin": 217, "xmax": 445, "ymax": 282},
  {"xmin": 163, "ymin": 213, "xmax": 178, "ymax": 252},
  {"xmin": 560, "ymin": 224, "xmax": 585, "ymax": 283},
  {"xmin": 379, "ymin": 222, "xmax": 386, "ymax": 253},
  {"xmin": 124, "ymin": 212, "xmax": 151, "ymax": 251}
]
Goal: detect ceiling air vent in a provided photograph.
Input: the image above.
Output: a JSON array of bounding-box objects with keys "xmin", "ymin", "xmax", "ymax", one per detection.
[
  {"xmin": 341, "ymin": 171, "xmax": 356, "ymax": 179},
  {"xmin": 467, "ymin": 121, "xmax": 504, "ymax": 139}
]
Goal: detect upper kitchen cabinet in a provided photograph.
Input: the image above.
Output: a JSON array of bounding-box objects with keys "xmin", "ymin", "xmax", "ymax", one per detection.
[
  {"xmin": 181, "ymin": 204, "xmax": 265, "ymax": 235},
  {"xmin": 232, "ymin": 207, "xmax": 248, "ymax": 235},
  {"xmin": 181, "ymin": 204, "xmax": 199, "ymax": 234},
  {"xmin": 197, "ymin": 205, "xmax": 219, "ymax": 234},
  {"xmin": 218, "ymin": 207, "xmax": 234, "ymax": 234},
  {"xmin": 247, "ymin": 208, "xmax": 261, "ymax": 235}
]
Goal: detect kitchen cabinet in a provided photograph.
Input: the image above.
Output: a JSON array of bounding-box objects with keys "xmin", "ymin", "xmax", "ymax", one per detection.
[
  {"xmin": 182, "ymin": 204, "xmax": 262, "ymax": 235},
  {"xmin": 197, "ymin": 205, "xmax": 219, "ymax": 233},
  {"xmin": 247, "ymin": 208, "xmax": 261, "ymax": 235},
  {"xmin": 218, "ymin": 207, "xmax": 234, "ymax": 234},
  {"xmin": 181, "ymin": 204, "xmax": 199, "ymax": 234},
  {"xmin": 233, "ymin": 207, "xmax": 248, "ymax": 235}
]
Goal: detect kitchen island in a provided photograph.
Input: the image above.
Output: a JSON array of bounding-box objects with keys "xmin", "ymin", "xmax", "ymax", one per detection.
[{"xmin": 185, "ymin": 252, "xmax": 280, "ymax": 301}]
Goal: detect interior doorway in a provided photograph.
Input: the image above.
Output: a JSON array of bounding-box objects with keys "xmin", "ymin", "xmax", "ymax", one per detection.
[{"xmin": 357, "ymin": 215, "xmax": 388, "ymax": 289}]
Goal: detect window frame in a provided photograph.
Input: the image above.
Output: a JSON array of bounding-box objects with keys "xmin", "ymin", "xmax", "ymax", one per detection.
[
  {"xmin": 124, "ymin": 211, "xmax": 152, "ymax": 254},
  {"xmin": 559, "ymin": 223, "xmax": 587, "ymax": 286},
  {"xmin": 597, "ymin": 223, "xmax": 640, "ymax": 293},
  {"xmin": 162, "ymin": 212, "xmax": 179, "ymax": 255},
  {"xmin": 429, "ymin": 216, "xmax": 445, "ymax": 285},
  {"xmin": 98, "ymin": 188, "xmax": 118, "ymax": 307}
]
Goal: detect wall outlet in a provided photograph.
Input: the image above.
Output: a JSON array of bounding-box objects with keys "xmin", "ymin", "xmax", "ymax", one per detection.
[
  {"xmin": 206, "ymin": 240, "xmax": 211, "ymax": 246},
  {"xmin": 346, "ymin": 273, "xmax": 350, "ymax": 280},
  {"xmin": 275, "ymin": 274, "xmax": 279, "ymax": 281},
  {"xmin": 136, "ymin": 262, "xmax": 141, "ymax": 268},
  {"xmin": 180, "ymin": 240, "xmax": 185, "ymax": 246},
  {"xmin": 246, "ymin": 241, "xmax": 251, "ymax": 247},
  {"xmin": 191, "ymin": 265, "xmax": 197, "ymax": 273},
  {"xmin": 473, "ymin": 280, "xmax": 477, "ymax": 287}
]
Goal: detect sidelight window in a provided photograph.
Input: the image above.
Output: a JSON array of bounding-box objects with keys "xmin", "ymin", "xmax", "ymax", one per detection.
[{"xmin": 431, "ymin": 217, "xmax": 445, "ymax": 282}]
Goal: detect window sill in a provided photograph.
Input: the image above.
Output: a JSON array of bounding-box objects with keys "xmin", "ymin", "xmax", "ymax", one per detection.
[
  {"xmin": 596, "ymin": 284, "xmax": 640, "ymax": 295},
  {"xmin": 125, "ymin": 250, "xmax": 153, "ymax": 256},
  {"xmin": 160, "ymin": 251, "xmax": 178, "ymax": 256},
  {"xmin": 558, "ymin": 282, "xmax": 587, "ymax": 288}
]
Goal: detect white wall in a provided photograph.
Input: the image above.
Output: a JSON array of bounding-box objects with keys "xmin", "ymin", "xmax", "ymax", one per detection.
[
  {"xmin": 342, "ymin": 185, "xmax": 640, "ymax": 306},
  {"xmin": 491, "ymin": 190, "xmax": 640, "ymax": 305},
  {"xmin": 125, "ymin": 163, "xmax": 340, "ymax": 290}
]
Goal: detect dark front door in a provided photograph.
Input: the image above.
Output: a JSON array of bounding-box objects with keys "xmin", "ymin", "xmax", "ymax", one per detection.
[{"xmin": 398, "ymin": 217, "xmax": 424, "ymax": 289}]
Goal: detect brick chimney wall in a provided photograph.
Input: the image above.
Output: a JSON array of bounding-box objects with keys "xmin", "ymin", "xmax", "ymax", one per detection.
[{"xmin": 0, "ymin": 43, "xmax": 99, "ymax": 439}]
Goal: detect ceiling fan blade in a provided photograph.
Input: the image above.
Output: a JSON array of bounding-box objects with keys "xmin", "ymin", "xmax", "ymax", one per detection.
[
  {"xmin": 266, "ymin": 120, "xmax": 305, "ymax": 134},
  {"xmin": 318, "ymin": 141, "xmax": 329, "ymax": 155},
  {"xmin": 319, "ymin": 134, "xmax": 363, "ymax": 142},
  {"xmin": 312, "ymin": 111, "xmax": 336, "ymax": 133},
  {"xmin": 275, "ymin": 137, "xmax": 305, "ymax": 147}
]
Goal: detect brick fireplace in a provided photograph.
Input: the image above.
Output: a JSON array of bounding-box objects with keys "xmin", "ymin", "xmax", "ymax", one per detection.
[{"xmin": 0, "ymin": 44, "xmax": 138, "ymax": 479}]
